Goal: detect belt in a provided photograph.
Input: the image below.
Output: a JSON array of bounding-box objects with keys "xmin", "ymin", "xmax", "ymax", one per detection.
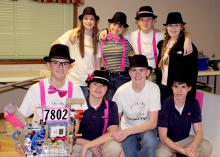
[{"xmin": 108, "ymin": 70, "xmax": 128, "ymax": 76}]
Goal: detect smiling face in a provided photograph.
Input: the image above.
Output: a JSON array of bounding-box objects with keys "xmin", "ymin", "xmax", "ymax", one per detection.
[
  {"xmin": 82, "ymin": 14, "xmax": 96, "ymax": 31},
  {"xmin": 172, "ymin": 82, "xmax": 191, "ymax": 102},
  {"xmin": 129, "ymin": 67, "xmax": 150, "ymax": 86},
  {"xmin": 47, "ymin": 58, "xmax": 72, "ymax": 81},
  {"xmin": 109, "ymin": 23, "xmax": 125, "ymax": 36},
  {"xmin": 89, "ymin": 82, "xmax": 108, "ymax": 99},
  {"xmin": 166, "ymin": 23, "xmax": 183, "ymax": 39},
  {"xmin": 137, "ymin": 16, "xmax": 156, "ymax": 33}
]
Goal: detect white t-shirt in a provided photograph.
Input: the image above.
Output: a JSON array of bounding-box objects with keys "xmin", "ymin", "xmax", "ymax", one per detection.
[
  {"xmin": 19, "ymin": 78, "xmax": 87, "ymax": 124},
  {"xmin": 129, "ymin": 30, "xmax": 163, "ymax": 69},
  {"xmin": 58, "ymin": 30, "xmax": 101, "ymax": 86},
  {"xmin": 113, "ymin": 80, "xmax": 161, "ymax": 129}
]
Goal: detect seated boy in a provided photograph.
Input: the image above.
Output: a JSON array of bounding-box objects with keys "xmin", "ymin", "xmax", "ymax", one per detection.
[
  {"xmin": 156, "ymin": 72, "xmax": 212, "ymax": 157},
  {"xmin": 72, "ymin": 70, "xmax": 121, "ymax": 157},
  {"xmin": 18, "ymin": 44, "xmax": 87, "ymax": 154}
]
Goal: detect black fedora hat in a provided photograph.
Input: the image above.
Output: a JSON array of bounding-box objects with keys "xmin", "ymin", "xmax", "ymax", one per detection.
[
  {"xmin": 86, "ymin": 70, "xmax": 110, "ymax": 87},
  {"xmin": 129, "ymin": 55, "xmax": 151, "ymax": 69},
  {"xmin": 79, "ymin": 6, "xmax": 100, "ymax": 21},
  {"xmin": 135, "ymin": 6, "xmax": 157, "ymax": 20},
  {"xmin": 108, "ymin": 12, "xmax": 129, "ymax": 28},
  {"xmin": 171, "ymin": 70, "xmax": 192, "ymax": 86},
  {"xmin": 44, "ymin": 44, "xmax": 75, "ymax": 63},
  {"xmin": 163, "ymin": 12, "xmax": 186, "ymax": 26}
]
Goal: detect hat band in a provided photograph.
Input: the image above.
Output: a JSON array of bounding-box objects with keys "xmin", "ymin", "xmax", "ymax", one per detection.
[
  {"xmin": 93, "ymin": 76, "xmax": 109, "ymax": 82},
  {"xmin": 138, "ymin": 11, "xmax": 154, "ymax": 15}
]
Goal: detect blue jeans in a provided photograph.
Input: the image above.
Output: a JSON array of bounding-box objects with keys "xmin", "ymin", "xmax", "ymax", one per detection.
[
  {"xmin": 80, "ymin": 86, "xmax": 88, "ymax": 99},
  {"xmin": 122, "ymin": 130, "xmax": 159, "ymax": 157},
  {"xmin": 106, "ymin": 72, "xmax": 130, "ymax": 100}
]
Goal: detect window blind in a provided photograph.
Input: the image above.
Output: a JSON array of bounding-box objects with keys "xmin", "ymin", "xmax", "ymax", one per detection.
[{"xmin": 0, "ymin": 0, "xmax": 73, "ymax": 59}]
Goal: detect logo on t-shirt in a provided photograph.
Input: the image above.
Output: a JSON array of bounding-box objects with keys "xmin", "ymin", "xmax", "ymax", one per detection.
[{"xmin": 128, "ymin": 101, "xmax": 147, "ymax": 121}]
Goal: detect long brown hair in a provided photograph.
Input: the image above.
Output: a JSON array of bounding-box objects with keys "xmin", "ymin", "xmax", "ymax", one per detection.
[
  {"xmin": 158, "ymin": 24, "xmax": 185, "ymax": 69},
  {"xmin": 79, "ymin": 20, "xmax": 98, "ymax": 58}
]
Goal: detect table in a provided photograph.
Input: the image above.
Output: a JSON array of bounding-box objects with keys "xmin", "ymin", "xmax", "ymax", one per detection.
[
  {"xmin": 0, "ymin": 120, "xmax": 24, "ymax": 157},
  {"xmin": 198, "ymin": 70, "xmax": 220, "ymax": 93},
  {"xmin": 0, "ymin": 70, "xmax": 49, "ymax": 90}
]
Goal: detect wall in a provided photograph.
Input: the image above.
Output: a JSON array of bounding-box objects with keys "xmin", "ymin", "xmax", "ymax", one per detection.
[{"xmin": 79, "ymin": 0, "xmax": 220, "ymax": 94}]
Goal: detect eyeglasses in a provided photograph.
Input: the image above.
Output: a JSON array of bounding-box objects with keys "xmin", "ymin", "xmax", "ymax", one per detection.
[{"xmin": 50, "ymin": 60, "xmax": 71, "ymax": 67}]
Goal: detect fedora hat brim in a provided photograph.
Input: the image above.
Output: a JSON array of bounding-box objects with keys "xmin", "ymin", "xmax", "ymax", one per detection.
[
  {"xmin": 135, "ymin": 13, "xmax": 157, "ymax": 20},
  {"xmin": 79, "ymin": 14, "xmax": 100, "ymax": 21},
  {"xmin": 163, "ymin": 22, "xmax": 186, "ymax": 26},
  {"xmin": 43, "ymin": 56, "xmax": 75, "ymax": 63},
  {"xmin": 108, "ymin": 19, "xmax": 129, "ymax": 28}
]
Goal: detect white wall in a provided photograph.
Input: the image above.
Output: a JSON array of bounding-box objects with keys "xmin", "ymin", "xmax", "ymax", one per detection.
[
  {"xmin": 200, "ymin": 91, "xmax": 220, "ymax": 157},
  {"xmin": 78, "ymin": 0, "xmax": 220, "ymax": 58}
]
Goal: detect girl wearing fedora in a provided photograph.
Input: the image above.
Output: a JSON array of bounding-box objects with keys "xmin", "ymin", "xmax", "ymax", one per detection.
[
  {"xmin": 52, "ymin": 6, "xmax": 101, "ymax": 99},
  {"xmin": 156, "ymin": 12, "xmax": 198, "ymax": 102},
  {"xmin": 71, "ymin": 70, "xmax": 122, "ymax": 157},
  {"xmin": 99, "ymin": 11, "xmax": 134, "ymax": 100}
]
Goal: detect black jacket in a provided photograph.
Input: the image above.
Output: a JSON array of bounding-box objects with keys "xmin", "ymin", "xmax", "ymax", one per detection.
[{"xmin": 156, "ymin": 33, "xmax": 198, "ymax": 98}]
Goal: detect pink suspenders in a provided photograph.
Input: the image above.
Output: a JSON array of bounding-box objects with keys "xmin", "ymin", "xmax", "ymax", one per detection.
[
  {"xmin": 100, "ymin": 37, "xmax": 126, "ymax": 71},
  {"xmin": 67, "ymin": 81, "xmax": 73, "ymax": 99},
  {"xmin": 137, "ymin": 30, "xmax": 158, "ymax": 65},
  {"xmin": 102, "ymin": 100, "xmax": 109, "ymax": 134},
  {"xmin": 152, "ymin": 31, "xmax": 158, "ymax": 65},
  {"xmin": 39, "ymin": 80, "xmax": 46, "ymax": 106},
  {"xmin": 39, "ymin": 80, "xmax": 73, "ymax": 107}
]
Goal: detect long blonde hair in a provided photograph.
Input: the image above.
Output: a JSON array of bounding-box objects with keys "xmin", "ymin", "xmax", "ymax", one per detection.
[
  {"xmin": 158, "ymin": 25, "xmax": 185, "ymax": 69},
  {"xmin": 79, "ymin": 20, "xmax": 98, "ymax": 58}
]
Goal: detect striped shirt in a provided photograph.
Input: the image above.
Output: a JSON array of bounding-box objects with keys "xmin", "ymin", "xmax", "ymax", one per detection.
[{"xmin": 99, "ymin": 38, "xmax": 134, "ymax": 72}]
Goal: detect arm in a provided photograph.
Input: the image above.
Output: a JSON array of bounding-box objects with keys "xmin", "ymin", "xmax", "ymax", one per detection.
[
  {"xmin": 112, "ymin": 111, "xmax": 158, "ymax": 142},
  {"xmin": 158, "ymin": 127, "xmax": 187, "ymax": 155},
  {"xmin": 69, "ymin": 27, "xmax": 80, "ymax": 44},
  {"xmin": 51, "ymin": 30, "xmax": 75, "ymax": 46},
  {"xmin": 80, "ymin": 125, "xmax": 119, "ymax": 157},
  {"xmin": 95, "ymin": 57, "xmax": 101, "ymax": 70},
  {"xmin": 183, "ymin": 32, "xmax": 193, "ymax": 56},
  {"xmin": 98, "ymin": 28, "xmax": 108, "ymax": 40},
  {"xmin": 184, "ymin": 122, "xmax": 203, "ymax": 156}
]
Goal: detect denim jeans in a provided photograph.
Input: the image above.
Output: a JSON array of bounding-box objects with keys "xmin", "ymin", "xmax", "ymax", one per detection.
[
  {"xmin": 122, "ymin": 129, "xmax": 159, "ymax": 157},
  {"xmin": 106, "ymin": 72, "xmax": 130, "ymax": 100}
]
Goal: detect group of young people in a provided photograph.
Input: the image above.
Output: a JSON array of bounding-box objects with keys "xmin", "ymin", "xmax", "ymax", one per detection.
[{"xmin": 18, "ymin": 5, "xmax": 213, "ymax": 157}]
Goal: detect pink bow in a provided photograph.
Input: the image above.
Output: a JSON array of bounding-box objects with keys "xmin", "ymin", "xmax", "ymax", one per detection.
[
  {"xmin": 86, "ymin": 72, "xmax": 94, "ymax": 81},
  {"xmin": 106, "ymin": 32, "xmax": 120, "ymax": 43},
  {"xmin": 48, "ymin": 85, "xmax": 67, "ymax": 97}
]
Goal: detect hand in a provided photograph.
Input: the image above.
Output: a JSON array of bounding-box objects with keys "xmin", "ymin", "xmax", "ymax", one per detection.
[
  {"xmin": 91, "ymin": 146, "xmax": 102, "ymax": 157},
  {"xmin": 112, "ymin": 130, "xmax": 129, "ymax": 142},
  {"xmin": 80, "ymin": 143, "xmax": 102, "ymax": 157},
  {"xmin": 16, "ymin": 147, "xmax": 26, "ymax": 154},
  {"xmin": 69, "ymin": 27, "xmax": 80, "ymax": 44},
  {"xmin": 184, "ymin": 145, "xmax": 199, "ymax": 157},
  {"xmin": 183, "ymin": 37, "xmax": 193, "ymax": 56},
  {"xmin": 99, "ymin": 29, "xmax": 108, "ymax": 40},
  {"xmin": 80, "ymin": 143, "xmax": 89, "ymax": 157}
]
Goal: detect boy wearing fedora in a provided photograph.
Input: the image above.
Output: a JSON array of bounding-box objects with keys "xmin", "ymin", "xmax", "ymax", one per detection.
[
  {"xmin": 19, "ymin": 44, "xmax": 87, "ymax": 127},
  {"xmin": 156, "ymin": 72, "xmax": 212, "ymax": 157},
  {"xmin": 99, "ymin": 11, "xmax": 134, "ymax": 100},
  {"xmin": 71, "ymin": 70, "xmax": 121, "ymax": 157},
  {"xmin": 52, "ymin": 6, "xmax": 101, "ymax": 98},
  {"xmin": 112, "ymin": 55, "xmax": 161, "ymax": 157}
]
